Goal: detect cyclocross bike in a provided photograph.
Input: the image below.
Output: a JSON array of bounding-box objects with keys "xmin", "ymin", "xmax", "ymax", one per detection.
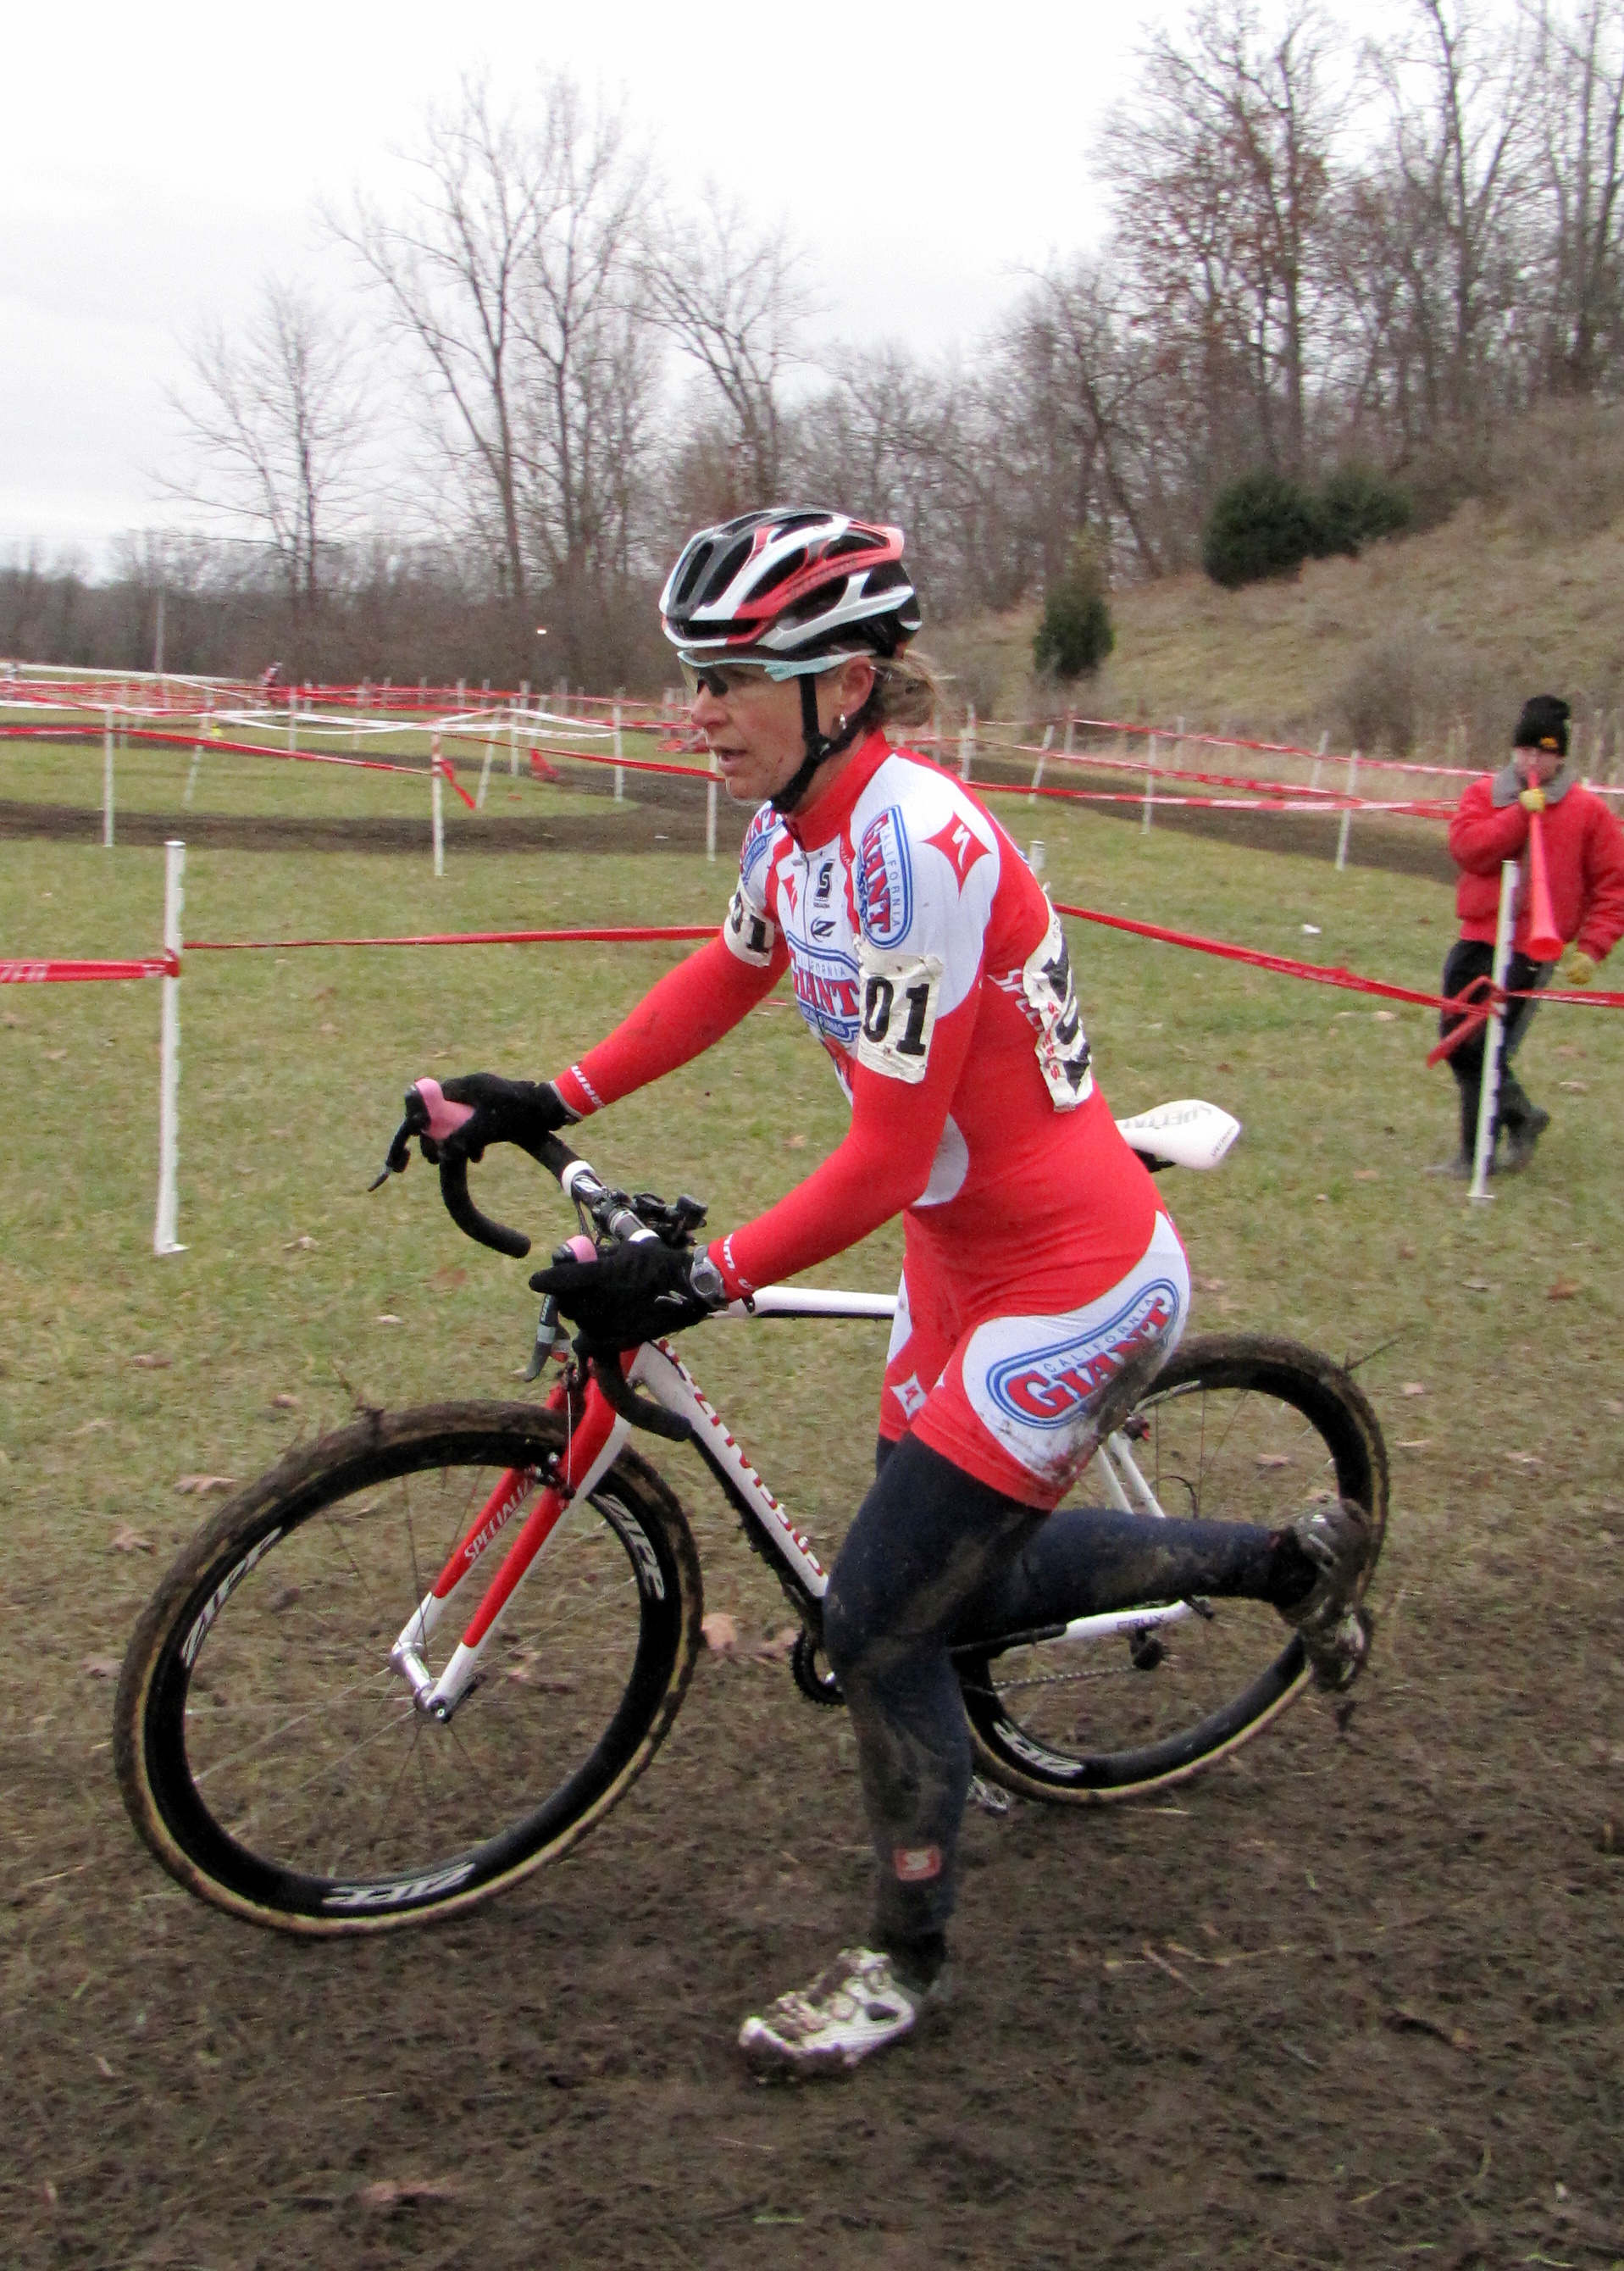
[{"xmin": 115, "ymin": 1094, "xmax": 1388, "ymax": 1934}]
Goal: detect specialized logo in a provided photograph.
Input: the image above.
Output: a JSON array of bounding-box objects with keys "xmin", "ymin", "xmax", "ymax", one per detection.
[
  {"xmin": 925, "ymin": 812, "xmax": 991, "ymax": 890},
  {"xmin": 893, "ymin": 1845, "xmax": 943, "ymax": 1883},
  {"xmin": 813, "ymin": 858, "xmax": 835, "ymax": 903},
  {"xmin": 856, "ymin": 806, "xmax": 913, "ymax": 946},
  {"xmin": 890, "ymin": 1371, "xmax": 928, "ymax": 1420},
  {"xmin": 987, "ymin": 1281, "xmax": 1180, "ymax": 1426},
  {"xmin": 790, "ymin": 943, "xmax": 863, "ymax": 1044}
]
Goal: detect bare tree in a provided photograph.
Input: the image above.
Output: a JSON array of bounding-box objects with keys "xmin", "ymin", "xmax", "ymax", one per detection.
[
  {"xmin": 510, "ymin": 79, "xmax": 654, "ymax": 591},
  {"xmin": 1528, "ymin": 0, "xmax": 1624, "ymax": 393},
  {"xmin": 336, "ymin": 80, "xmax": 552, "ymax": 602},
  {"xmin": 1372, "ymin": 0, "xmax": 1534, "ymax": 430},
  {"xmin": 1110, "ymin": 1, "xmax": 1344, "ymax": 483},
  {"xmin": 641, "ymin": 202, "xmax": 807, "ymax": 499},
  {"xmin": 164, "ymin": 280, "xmax": 369, "ymax": 610}
]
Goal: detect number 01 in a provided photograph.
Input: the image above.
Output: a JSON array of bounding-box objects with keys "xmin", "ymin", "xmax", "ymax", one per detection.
[{"xmin": 862, "ymin": 976, "xmax": 931, "ymax": 1057}]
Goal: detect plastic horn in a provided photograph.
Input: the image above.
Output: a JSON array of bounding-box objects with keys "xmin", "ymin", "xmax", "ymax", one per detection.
[{"xmin": 1524, "ymin": 808, "xmax": 1564, "ymax": 961}]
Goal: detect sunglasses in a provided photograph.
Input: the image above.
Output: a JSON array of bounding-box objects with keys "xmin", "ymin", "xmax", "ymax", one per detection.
[{"xmin": 678, "ymin": 657, "xmax": 844, "ymax": 698}]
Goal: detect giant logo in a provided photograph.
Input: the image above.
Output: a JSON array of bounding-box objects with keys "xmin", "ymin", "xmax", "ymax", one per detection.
[
  {"xmin": 987, "ymin": 1282, "xmax": 1181, "ymax": 1427},
  {"xmin": 790, "ymin": 944, "xmax": 863, "ymax": 1044},
  {"xmin": 856, "ymin": 806, "xmax": 913, "ymax": 946},
  {"xmin": 740, "ymin": 804, "xmax": 779, "ymax": 888}
]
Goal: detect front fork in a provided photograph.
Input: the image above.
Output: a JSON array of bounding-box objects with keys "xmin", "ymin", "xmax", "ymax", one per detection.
[{"xmin": 389, "ymin": 1367, "xmax": 629, "ymax": 1720}]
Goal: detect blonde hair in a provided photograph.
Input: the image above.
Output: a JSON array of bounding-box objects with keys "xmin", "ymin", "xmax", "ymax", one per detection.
[{"xmin": 868, "ymin": 647, "xmax": 945, "ymax": 736}]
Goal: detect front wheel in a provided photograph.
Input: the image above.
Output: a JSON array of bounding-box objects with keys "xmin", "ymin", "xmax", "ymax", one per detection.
[
  {"xmin": 958, "ymin": 1334, "xmax": 1388, "ymax": 1803},
  {"xmin": 115, "ymin": 1402, "xmax": 703, "ymax": 1932}
]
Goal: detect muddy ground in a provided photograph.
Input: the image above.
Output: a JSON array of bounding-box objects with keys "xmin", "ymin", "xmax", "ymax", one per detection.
[
  {"xmin": 7, "ymin": 1545, "xmax": 1621, "ymax": 2270},
  {"xmin": 0, "ymin": 767, "xmax": 1459, "ymax": 883}
]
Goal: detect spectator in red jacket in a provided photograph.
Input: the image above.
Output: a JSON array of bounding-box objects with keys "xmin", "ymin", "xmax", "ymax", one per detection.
[{"xmin": 1437, "ymin": 694, "xmax": 1624, "ymax": 1174}]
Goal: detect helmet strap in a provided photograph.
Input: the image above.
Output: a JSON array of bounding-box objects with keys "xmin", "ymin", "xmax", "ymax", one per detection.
[{"xmin": 772, "ymin": 675, "xmax": 864, "ymax": 816}]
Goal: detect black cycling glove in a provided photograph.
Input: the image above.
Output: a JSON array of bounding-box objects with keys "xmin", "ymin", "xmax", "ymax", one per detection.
[
  {"xmin": 529, "ymin": 1241, "xmax": 727, "ymax": 1357},
  {"xmin": 421, "ymin": 1074, "xmax": 575, "ymax": 1164}
]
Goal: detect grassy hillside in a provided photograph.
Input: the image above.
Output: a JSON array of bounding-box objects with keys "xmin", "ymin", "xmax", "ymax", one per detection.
[{"xmin": 934, "ymin": 413, "xmax": 1624, "ymax": 773}]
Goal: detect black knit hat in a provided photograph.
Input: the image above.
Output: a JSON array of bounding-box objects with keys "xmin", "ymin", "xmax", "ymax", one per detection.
[{"xmin": 1513, "ymin": 694, "xmax": 1570, "ymax": 756}]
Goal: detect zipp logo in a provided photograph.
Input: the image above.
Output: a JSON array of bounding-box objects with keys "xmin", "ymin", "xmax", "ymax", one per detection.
[
  {"xmin": 323, "ymin": 1859, "xmax": 478, "ymax": 1911},
  {"xmin": 988, "ymin": 1283, "xmax": 1179, "ymax": 1426},
  {"xmin": 181, "ymin": 1530, "xmax": 284, "ymax": 1667}
]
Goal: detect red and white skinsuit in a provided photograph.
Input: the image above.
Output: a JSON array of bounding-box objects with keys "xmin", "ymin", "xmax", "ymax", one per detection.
[{"xmin": 554, "ymin": 730, "xmax": 1189, "ymax": 1510}]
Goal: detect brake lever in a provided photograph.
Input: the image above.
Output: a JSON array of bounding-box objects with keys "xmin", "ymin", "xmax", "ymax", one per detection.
[{"xmin": 368, "ymin": 1086, "xmax": 432, "ymax": 1191}]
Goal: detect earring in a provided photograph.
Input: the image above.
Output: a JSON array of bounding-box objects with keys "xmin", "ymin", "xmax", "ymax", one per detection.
[{"xmin": 836, "ymin": 714, "xmax": 846, "ymax": 732}]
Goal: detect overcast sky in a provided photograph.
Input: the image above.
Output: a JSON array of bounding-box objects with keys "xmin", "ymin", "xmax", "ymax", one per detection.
[{"xmin": 2, "ymin": 0, "xmax": 1187, "ymax": 564}]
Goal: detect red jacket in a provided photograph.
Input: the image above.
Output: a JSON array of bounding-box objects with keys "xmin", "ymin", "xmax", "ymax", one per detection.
[{"xmin": 1449, "ymin": 770, "xmax": 1624, "ymax": 964}]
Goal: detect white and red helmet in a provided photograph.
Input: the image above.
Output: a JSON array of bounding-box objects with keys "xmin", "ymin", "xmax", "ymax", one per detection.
[{"xmin": 660, "ymin": 507, "xmax": 921, "ymax": 671}]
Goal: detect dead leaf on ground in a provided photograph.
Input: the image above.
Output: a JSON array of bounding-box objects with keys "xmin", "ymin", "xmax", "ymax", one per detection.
[
  {"xmin": 751, "ymin": 1626, "xmax": 801, "ymax": 1664},
  {"xmin": 1353, "ymin": 1169, "xmax": 1380, "ymax": 1180},
  {"xmin": 1385, "ymin": 2004, "xmax": 1473, "ymax": 2051},
  {"xmin": 45, "ymin": 1049, "xmax": 67, "ymax": 1063},
  {"xmin": 1373, "ymin": 1010, "xmax": 1397, "ymax": 1022},
  {"xmin": 375, "ymin": 1313, "xmax": 403, "ymax": 1325},
  {"xmin": 1396, "ymin": 1439, "xmax": 1432, "ymax": 1452},
  {"xmin": 82, "ymin": 1657, "xmax": 121, "ymax": 1680},
  {"xmin": 1559, "ymin": 1079, "xmax": 1589, "ymax": 1093},
  {"xmin": 1547, "ymin": 1279, "xmax": 1582, "ymax": 1301},
  {"xmin": 359, "ymin": 2178, "xmax": 459, "ymax": 2210},
  {"xmin": 109, "ymin": 1527, "xmax": 152, "ymax": 1553},
  {"xmin": 785, "ymin": 1134, "xmax": 808, "ymax": 1150},
  {"xmin": 1505, "ymin": 1451, "xmax": 1542, "ymax": 1467},
  {"xmin": 1464, "ymin": 1279, "xmax": 1494, "ymax": 1292},
  {"xmin": 73, "ymin": 1418, "xmax": 112, "ymax": 1437},
  {"xmin": 1400, "ymin": 1382, "xmax": 1427, "ymax": 1397},
  {"xmin": 284, "ymin": 1235, "xmax": 317, "ymax": 1252},
  {"xmin": 93, "ymin": 2053, "xmax": 115, "ymax": 2079},
  {"xmin": 1255, "ymin": 1453, "xmax": 1292, "ymax": 1470},
  {"xmin": 1195, "ymin": 1276, "xmax": 1226, "ymax": 1291},
  {"xmin": 269, "ymin": 1393, "xmax": 299, "ymax": 1409},
  {"xmin": 175, "ymin": 1474, "xmax": 236, "ymax": 1495},
  {"xmin": 702, "ymin": 1612, "xmax": 740, "ymax": 1655},
  {"xmin": 1604, "ymin": 1397, "xmax": 1624, "ymax": 1417},
  {"xmin": 319, "ymin": 1022, "xmax": 340, "ymax": 1036},
  {"xmin": 1397, "ymin": 1243, "xmax": 1416, "ymax": 1259},
  {"xmin": 130, "ymin": 1352, "xmax": 170, "ymax": 1369}
]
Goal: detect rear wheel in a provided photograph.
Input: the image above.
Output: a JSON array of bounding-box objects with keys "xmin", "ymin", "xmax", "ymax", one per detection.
[
  {"xmin": 115, "ymin": 1402, "xmax": 703, "ymax": 1932},
  {"xmin": 958, "ymin": 1334, "xmax": 1387, "ymax": 1802}
]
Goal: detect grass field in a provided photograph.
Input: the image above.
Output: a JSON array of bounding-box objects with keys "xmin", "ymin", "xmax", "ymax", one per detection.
[{"xmin": 3, "ymin": 799, "xmax": 1621, "ymax": 2268}]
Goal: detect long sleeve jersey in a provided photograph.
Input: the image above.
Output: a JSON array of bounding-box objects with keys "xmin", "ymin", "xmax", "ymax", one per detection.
[{"xmin": 554, "ymin": 730, "xmax": 1161, "ymax": 1317}]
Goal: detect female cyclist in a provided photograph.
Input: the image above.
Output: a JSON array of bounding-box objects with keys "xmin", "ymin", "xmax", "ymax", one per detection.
[{"xmin": 422, "ymin": 508, "xmax": 1372, "ymax": 2074}]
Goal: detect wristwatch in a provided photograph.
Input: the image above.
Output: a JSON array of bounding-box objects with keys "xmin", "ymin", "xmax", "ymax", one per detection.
[{"xmin": 689, "ymin": 1252, "xmax": 729, "ymax": 1309}]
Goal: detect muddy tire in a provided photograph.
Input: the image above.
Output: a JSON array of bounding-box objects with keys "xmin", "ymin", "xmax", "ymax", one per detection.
[
  {"xmin": 115, "ymin": 1402, "xmax": 703, "ymax": 1933},
  {"xmin": 958, "ymin": 1334, "xmax": 1388, "ymax": 1803}
]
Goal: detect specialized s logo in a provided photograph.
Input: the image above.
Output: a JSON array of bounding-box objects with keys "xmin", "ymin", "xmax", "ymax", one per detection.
[
  {"xmin": 988, "ymin": 1282, "xmax": 1180, "ymax": 1426},
  {"xmin": 925, "ymin": 811, "xmax": 991, "ymax": 890},
  {"xmin": 856, "ymin": 807, "xmax": 913, "ymax": 945}
]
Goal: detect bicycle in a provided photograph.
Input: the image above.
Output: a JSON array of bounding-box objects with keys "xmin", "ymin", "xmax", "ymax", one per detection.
[{"xmin": 115, "ymin": 1092, "xmax": 1388, "ymax": 1935}]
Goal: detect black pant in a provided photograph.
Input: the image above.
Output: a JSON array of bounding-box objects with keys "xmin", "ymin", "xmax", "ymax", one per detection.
[
  {"xmin": 822, "ymin": 1435, "xmax": 1305, "ymax": 1952},
  {"xmin": 1438, "ymin": 939, "xmax": 1551, "ymax": 1159}
]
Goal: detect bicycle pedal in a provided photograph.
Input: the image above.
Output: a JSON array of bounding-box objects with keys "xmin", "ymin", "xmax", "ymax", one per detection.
[{"xmin": 968, "ymin": 1775, "xmax": 1012, "ymax": 1818}]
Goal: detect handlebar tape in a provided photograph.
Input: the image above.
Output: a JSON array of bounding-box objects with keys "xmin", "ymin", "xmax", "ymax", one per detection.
[{"xmin": 437, "ymin": 1156, "xmax": 531, "ymax": 1259}]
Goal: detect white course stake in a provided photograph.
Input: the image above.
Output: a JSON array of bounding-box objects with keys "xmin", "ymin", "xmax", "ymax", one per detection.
[
  {"xmin": 1142, "ymin": 733, "xmax": 1158, "ymax": 834},
  {"xmin": 431, "ymin": 736, "xmax": 445, "ymax": 878},
  {"xmin": 103, "ymin": 710, "xmax": 115, "ymax": 847},
  {"xmin": 1310, "ymin": 730, "xmax": 1327, "ymax": 794},
  {"xmin": 153, "ymin": 840, "xmax": 186, "ymax": 1256},
  {"xmin": 1335, "ymin": 748, "xmax": 1360, "ymax": 870},
  {"xmin": 613, "ymin": 697, "xmax": 624, "ymax": 802},
  {"xmin": 959, "ymin": 704, "xmax": 977, "ymax": 783},
  {"xmin": 1468, "ymin": 860, "xmax": 1519, "ymax": 1202},
  {"xmin": 476, "ymin": 726, "xmax": 495, "ymax": 809},
  {"xmin": 287, "ymin": 686, "xmax": 297, "ymax": 752},
  {"xmin": 1029, "ymin": 724, "xmax": 1055, "ymax": 800}
]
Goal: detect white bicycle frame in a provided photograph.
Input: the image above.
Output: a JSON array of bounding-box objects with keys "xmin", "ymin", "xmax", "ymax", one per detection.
[{"xmin": 390, "ymin": 1101, "xmax": 1241, "ymax": 1719}]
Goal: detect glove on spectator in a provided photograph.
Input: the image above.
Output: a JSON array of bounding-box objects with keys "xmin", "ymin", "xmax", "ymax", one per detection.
[
  {"xmin": 530, "ymin": 1240, "xmax": 725, "ymax": 1356},
  {"xmin": 421, "ymin": 1074, "xmax": 574, "ymax": 1163},
  {"xmin": 1560, "ymin": 946, "xmax": 1597, "ymax": 987},
  {"xmin": 1519, "ymin": 785, "xmax": 1547, "ymax": 813}
]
